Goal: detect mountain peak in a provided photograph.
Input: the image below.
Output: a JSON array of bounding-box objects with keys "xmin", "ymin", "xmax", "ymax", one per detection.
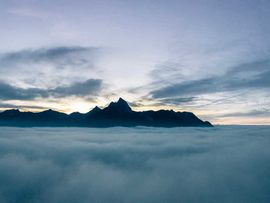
[
  {"xmin": 93, "ymin": 106, "xmax": 101, "ymax": 110},
  {"xmin": 4, "ymin": 109, "xmax": 20, "ymax": 113},
  {"xmin": 85, "ymin": 106, "xmax": 102, "ymax": 116},
  {"xmin": 40, "ymin": 109, "xmax": 66, "ymax": 116},
  {"xmin": 91, "ymin": 106, "xmax": 102, "ymax": 113},
  {"xmin": 42, "ymin": 109, "xmax": 56, "ymax": 113},
  {"xmin": 2, "ymin": 109, "xmax": 20, "ymax": 116},
  {"xmin": 117, "ymin": 97, "xmax": 126, "ymax": 103},
  {"xmin": 106, "ymin": 98, "xmax": 132, "ymax": 113}
]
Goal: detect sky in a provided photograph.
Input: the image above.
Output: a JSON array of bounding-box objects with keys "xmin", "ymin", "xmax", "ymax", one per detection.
[{"xmin": 0, "ymin": 0, "xmax": 270, "ymax": 124}]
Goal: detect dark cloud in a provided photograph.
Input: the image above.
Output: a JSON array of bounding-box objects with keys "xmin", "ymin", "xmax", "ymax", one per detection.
[
  {"xmin": 151, "ymin": 59, "xmax": 270, "ymax": 98},
  {"xmin": 220, "ymin": 109, "xmax": 270, "ymax": 118},
  {"xmin": 0, "ymin": 126, "xmax": 270, "ymax": 202},
  {"xmin": 0, "ymin": 46, "xmax": 98, "ymax": 67},
  {"xmin": 130, "ymin": 97, "xmax": 195, "ymax": 109},
  {"xmin": 0, "ymin": 102, "xmax": 48, "ymax": 110},
  {"xmin": 51, "ymin": 79, "xmax": 102, "ymax": 97},
  {"xmin": 0, "ymin": 82, "xmax": 47, "ymax": 100},
  {"xmin": 0, "ymin": 46, "xmax": 100, "ymax": 89},
  {"xmin": 151, "ymin": 78, "xmax": 216, "ymax": 98},
  {"xmin": 0, "ymin": 79, "xmax": 102, "ymax": 100}
]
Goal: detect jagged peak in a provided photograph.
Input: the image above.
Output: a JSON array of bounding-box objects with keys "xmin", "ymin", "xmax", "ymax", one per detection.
[
  {"xmin": 116, "ymin": 97, "xmax": 129, "ymax": 105},
  {"xmin": 2, "ymin": 109, "xmax": 20, "ymax": 114},
  {"xmin": 117, "ymin": 97, "xmax": 126, "ymax": 103},
  {"xmin": 42, "ymin": 109, "xmax": 56, "ymax": 113},
  {"xmin": 92, "ymin": 106, "xmax": 101, "ymax": 111},
  {"xmin": 40, "ymin": 109, "xmax": 66, "ymax": 115},
  {"xmin": 85, "ymin": 106, "xmax": 102, "ymax": 115},
  {"xmin": 106, "ymin": 98, "xmax": 132, "ymax": 112},
  {"xmin": 90, "ymin": 106, "xmax": 102, "ymax": 113}
]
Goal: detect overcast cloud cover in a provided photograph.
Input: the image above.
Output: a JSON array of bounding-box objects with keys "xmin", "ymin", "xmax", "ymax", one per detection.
[{"xmin": 0, "ymin": 126, "xmax": 269, "ymax": 203}]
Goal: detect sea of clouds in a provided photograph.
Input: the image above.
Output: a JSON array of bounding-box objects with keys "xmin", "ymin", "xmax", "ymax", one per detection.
[{"xmin": 0, "ymin": 126, "xmax": 269, "ymax": 203}]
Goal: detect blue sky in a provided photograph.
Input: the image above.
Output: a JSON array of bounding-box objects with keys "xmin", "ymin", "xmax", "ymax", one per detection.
[{"xmin": 0, "ymin": 0, "xmax": 270, "ymax": 124}]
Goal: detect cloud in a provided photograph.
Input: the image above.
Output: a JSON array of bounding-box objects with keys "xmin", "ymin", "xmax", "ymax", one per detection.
[
  {"xmin": 0, "ymin": 82, "xmax": 46, "ymax": 100},
  {"xmin": 0, "ymin": 79, "xmax": 102, "ymax": 100},
  {"xmin": 150, "ymin": 59, "xmax": 270, "ymax": 98},
  {"xmin": 0, "ymin": 102, "xmax": 47, "ymax": 110},
  {"xmin": 159, "ymin": 97, "xmax": 195, "ymax": 105},
  {"xmin": 0, "ymin": 46, "xmax": 97, "ymax": 66},
  {"xmin": 151, "ymin": 78, "xmax": 216, "ymax": 98},
  {"xmin": 0, "ymin": 126, "xmax": 269, "ymax": 202},
  {"xmin": 51, "ymin": 79, "xmax": 102, "ymax": 97},
  {"xmin": 0, "ymin": 46, "xmax": 100, "ymax": 88},
  {"xmin": 130, "ymin": 97, "xmax": 195, "ymax": 108},
  {"xmin": 220, "ymin": 109, "xmax": 270, "ymax": 118}
]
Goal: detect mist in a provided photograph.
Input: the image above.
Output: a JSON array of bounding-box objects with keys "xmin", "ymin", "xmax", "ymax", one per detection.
[{"xmin": 0, "ymin": 126, "xmax": 269, "ymax": 203}]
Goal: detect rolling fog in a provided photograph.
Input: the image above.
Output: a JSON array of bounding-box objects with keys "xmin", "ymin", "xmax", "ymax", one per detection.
[{"xmin": 0, "ymin": 126, "xmax": 269, "ymax": 203}]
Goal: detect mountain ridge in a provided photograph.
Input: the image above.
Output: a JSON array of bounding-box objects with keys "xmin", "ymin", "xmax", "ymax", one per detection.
[{"xmin": 0, "ymin": 98, "xmax": 213, "ymax": 127}]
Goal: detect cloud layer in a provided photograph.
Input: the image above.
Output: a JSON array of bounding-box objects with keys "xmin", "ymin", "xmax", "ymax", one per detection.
[{"xmin": 0, "ymin": 126, "xmax": 269, "ymax": 203}]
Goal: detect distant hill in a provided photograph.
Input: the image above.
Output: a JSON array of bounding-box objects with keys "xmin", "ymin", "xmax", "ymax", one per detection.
[{"xmin": 0, "ymin": 98, "xmax": 213, "ymax": 127}]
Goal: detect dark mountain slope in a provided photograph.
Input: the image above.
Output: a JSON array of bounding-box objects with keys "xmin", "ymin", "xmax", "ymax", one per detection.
[{"xmin": 0, "ymin": 98, "xmax": 213, "ymax": 127}]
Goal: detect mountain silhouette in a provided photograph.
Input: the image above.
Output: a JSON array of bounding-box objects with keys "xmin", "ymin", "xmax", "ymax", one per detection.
[
  {"xmin": 0, "ymin": 98, "xmax": 213, "ymax": 127},
  {"xmin": 106, "ymin": 97, "xmax": 132, "ymax": 113}
]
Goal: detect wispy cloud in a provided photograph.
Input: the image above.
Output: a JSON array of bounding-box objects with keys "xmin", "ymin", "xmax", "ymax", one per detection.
[
  {"xmin": 7, "ymin": 7, "xmax": 53, "ymax": 21},
  {"xmin": 150, "ymin": 59, "xmax": 270, "ymax": 99},
  {"xmin": 0, "ymin": 102, "xmax": 48, "ymax": 110},
  {"xmin": 220, "ymin": 109, "xmax": 270, "ymax": 118},
  {"xmin": 0, "ymin": 79, "xmax": 102, "ymax": 100},
  {"xmin": 0, "ymin": 46, "xmax": 98, "ymax": 68},
  {"xmin": 0, "ymin": 46, "xmax": 100, "ymax": 88}
]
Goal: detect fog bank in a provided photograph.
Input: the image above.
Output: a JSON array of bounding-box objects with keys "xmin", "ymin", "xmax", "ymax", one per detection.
[{"xmin": 0, "ymin": 126, "xmax": 269, "ymax": 203}]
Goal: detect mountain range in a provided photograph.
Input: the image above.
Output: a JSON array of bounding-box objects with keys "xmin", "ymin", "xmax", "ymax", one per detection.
[{"xmin": 0, "ymin": 98, "xmax": 212, "ymax": 127}]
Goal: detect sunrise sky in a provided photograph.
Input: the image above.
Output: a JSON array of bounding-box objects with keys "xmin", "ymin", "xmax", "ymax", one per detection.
[{"xmin": 0, "ymin": 0, "xmax": 270, "ymax": 124}]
